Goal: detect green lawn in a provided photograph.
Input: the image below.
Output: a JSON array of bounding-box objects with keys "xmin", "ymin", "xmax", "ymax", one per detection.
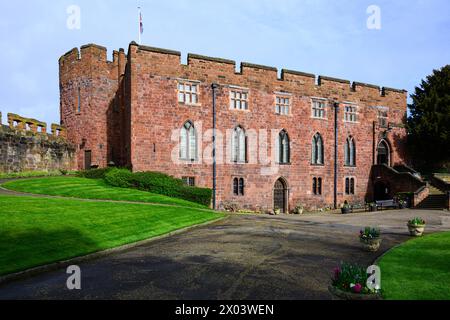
[
  {"xmin": 379, "ymin": 231, "xmax": 450, "ymax": 300},
  {"xmin": 0, "ymin": 195, "xmax": 223, "ymax": 276},
  {"xmin": 2, "ymin": 177, "xmax": 206, "ymax": 208}
]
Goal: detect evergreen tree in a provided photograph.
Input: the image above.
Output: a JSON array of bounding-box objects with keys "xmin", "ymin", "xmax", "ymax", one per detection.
[{"xmin": 407, "ymin": 65, "xmax": 450, "ymax": 171}]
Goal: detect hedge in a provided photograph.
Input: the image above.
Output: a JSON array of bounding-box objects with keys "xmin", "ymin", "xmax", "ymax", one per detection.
[
  {"xmin": 77, "ymin": 168, "xmax": 111, "ymax": 179},
  {"xmin": 104, "ymin": 168, "xmax": 212, "ymax": 207}
]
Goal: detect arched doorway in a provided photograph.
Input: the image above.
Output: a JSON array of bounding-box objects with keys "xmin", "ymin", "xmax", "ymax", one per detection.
[
  {"xmin": 377, "ymin": 140, "xmax": 390, "ymax": 166},
  {"xmin": 374, "ymin": 181, "xmax": 390, "ymax": 201},
  {"xmin": 274, "ymin": 178, "xmax": 288, "ymax": 213}
]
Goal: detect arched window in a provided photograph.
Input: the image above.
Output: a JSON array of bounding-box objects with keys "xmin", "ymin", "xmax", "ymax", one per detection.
[
  {"xmin": 239, "ymin": 178, "xmax": 245, "ymax": 196},
  {"xmin": 345, "ymin": 177, "xmax": 356, "ymax": 195},
  {"xmin": 180, "ymin": 121, "xmax": 197, "ymax": 161},
  {"xmin": 233, "ymin": 178, "xmax": 244, "ymax": 196},
  {"xmin": 278, "ymin": 130, "xmax": 290, "ymax": 164},
  {"xmin": 345, "ymin": 136, "xmax": 356, "ymax": 166},
  {"xmin": 233, "ymin": 178, "xmax": 239, "ymax": 195},
  {"xmin": 232, "ymin": 126, "xmax": 246, "ymax": 163},
  {"xmin": 377, "ymin": 140, "xmax": 390, "ymax": 166},
  {"xmin": 313, "ymin": 177, "xmax": 323, "ymax": 195},
  {"xmin": 312, "ymin": 133, "xmax": 324, "ymax": 165}
]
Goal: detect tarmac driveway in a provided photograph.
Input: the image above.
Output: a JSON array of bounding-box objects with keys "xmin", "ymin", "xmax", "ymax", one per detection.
[{"xmin": 0, "ymin": 209, "xmax": 449, "ymax": 300}]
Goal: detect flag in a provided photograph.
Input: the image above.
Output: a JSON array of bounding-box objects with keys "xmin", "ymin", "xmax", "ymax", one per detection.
[{"xmin": 139, "ymin": 10, "xmax": 144, "ymax": 34}]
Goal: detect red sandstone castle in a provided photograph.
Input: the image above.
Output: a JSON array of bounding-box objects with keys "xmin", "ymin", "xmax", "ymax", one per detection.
[{"xmin": 59, "ymin": 42, "xmax": 424, "ymax": 212}]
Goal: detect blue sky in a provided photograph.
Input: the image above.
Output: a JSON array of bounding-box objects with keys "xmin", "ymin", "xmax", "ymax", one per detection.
[{"xmin": 0, "ymin": 0, "xmax": 449, "ymax": 125}]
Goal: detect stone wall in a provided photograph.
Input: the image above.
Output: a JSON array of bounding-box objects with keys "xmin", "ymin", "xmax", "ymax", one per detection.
[
  {"xmin": 0, "ymin": 112, "xmax": 75, "ymax": 173},
  {"xmin": 59, "ymin": 42, "xmax": 409, "ymax": 211}
]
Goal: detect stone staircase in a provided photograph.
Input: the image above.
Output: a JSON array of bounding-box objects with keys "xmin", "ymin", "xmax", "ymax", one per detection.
[{"xmin": 415, "ymin": 185, "xmax": 447, "ymax": 210}]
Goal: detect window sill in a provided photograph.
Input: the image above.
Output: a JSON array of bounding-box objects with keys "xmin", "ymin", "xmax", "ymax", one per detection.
[
  {"xmin": 178, "ymin": 102, "xmax": 201, "ymax": 107},
  {"xmin": 311, "ymin": 116, "xmax": 328, "ymax": 121},
  {"xmin": 179, "ymin": 159, "xmax": 199, "ymax": 164},
  {"xmin": 275, "ymin": 113, "xmax": 292, "ymax": 117},
  {"xmin": 230, "ymin": 108, "xmax": 250, "ymax": 112},
  {"xmin": 277, "ymin": 162, "xmax": 292, "ymax": 166},
  {"xmin": 344, "ymin": 165, "xmax": 357, "ymax": 168},
  {"xmin": 310, "ymin": 163, "xmax": 325, "ymax": 167}
]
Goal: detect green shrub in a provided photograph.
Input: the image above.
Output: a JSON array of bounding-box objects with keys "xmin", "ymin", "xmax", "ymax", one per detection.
[
  {"xmin": 104, "ymin": 168, "xmax": 134, "ymax": 188},
  {"xmin": 103, "ymin": 169, "xmax": 212, "ymax": 207},
  {"xmin": 179, "ymin": 185, "xmax": 212, "ymax": 207},
  {"xmin": 77, "ymin": 168, "xmax": 111, "ymax": 179}
]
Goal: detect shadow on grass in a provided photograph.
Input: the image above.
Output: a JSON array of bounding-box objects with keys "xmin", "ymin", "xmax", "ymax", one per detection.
[{"xmin": 0, "ymin": 228, "xmax": 101, "ymax": 276}]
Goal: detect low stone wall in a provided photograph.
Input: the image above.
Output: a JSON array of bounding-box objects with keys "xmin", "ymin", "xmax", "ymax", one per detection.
[
  {"xmin": 447, "ymin": 191, "xmax": 450, "ymax": 210},
  {"xmin": 0, "ymin": 112, "xmax": 75, "ymax": 173},
  {"xmin": 412, "ymin": 185, "xmax": 429, "ymax": 207}
]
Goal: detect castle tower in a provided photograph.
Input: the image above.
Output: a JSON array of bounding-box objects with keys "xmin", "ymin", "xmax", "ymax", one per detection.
[{"xmin": 59, "ymin": 44, "xmax": 127, "ymax": 169}]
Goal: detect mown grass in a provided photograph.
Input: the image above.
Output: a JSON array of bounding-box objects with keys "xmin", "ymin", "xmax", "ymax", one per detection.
[
  {"xmin": 0, "ymin": 195, "xmax": 223, "ymax": 276},
  {"xmin": 0, "ymin": 170, "xmax": 75, "ymax": 179},
  {"xmin": 379, "ymin": 231, "xmax": 450, "ymax": 300},
  {"xmin": 2, "ymin": 177, "xmax": 207, "ymax": 208}
]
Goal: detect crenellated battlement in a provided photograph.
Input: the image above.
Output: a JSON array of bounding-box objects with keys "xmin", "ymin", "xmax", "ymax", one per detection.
[
  {"xmin": 125, "ymin": 41, "xmax": 407, "ymax": 98},
  {"xmin": 4, "ymin": 112, "xmax": 66, "ymax": 138},
  {"xmin": 59, "ymin": 44, "xmax": 127, "ymax": 79}
]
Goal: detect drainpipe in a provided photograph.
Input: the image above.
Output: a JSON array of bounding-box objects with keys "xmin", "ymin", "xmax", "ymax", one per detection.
[
  {"xmin": 334, "ymin": 102, "xmax": 339, "ymax": 209},
  {"xmin": 211, "ymin": 83, "xmax": 219, "ymax": 210}
]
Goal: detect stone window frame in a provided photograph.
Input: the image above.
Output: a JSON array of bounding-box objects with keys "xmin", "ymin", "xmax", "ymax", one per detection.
[
  {"xmin": 182, "ymin": 176, "xmax": 196, "ymax": 187},
  {"xmin": 345, "ymin": 176, "xmax": 356, "ymax": 195},
  {"xmin": 231, "ymin": 126, "xmax": 247, "ymax": 164},
  {"xmin": 179, "ymin": 120, "xmax": 198, "ymax": 162},
  {"xmin": 277, "ymin": 130, "xmax": 291, "ymax": 165},
  {"xmin": 233, "ymin": 177, "xmax": 245, "ymax": 196},
  {"xmin": 229, "ymin": 86, "xmax": 249, "ymax": 111},
  {"xmin": 377, "ymin": 108, "xmax": 389, "ymax": 128},
  {"xmin": 312, "ymin": 177, "xmax": 323, "ymax": 195},
  {"xmin": 344, "ymin": 136, "xmax": 356, "ymax": 167},
  {"xmin": 343, "ymin": 103, "xmax": 359, "ymax": 123},
  {"xmin": 311, "ymin": 132, "xmax": 324, "ymax": 165},
  {"xmin": 311, "ymin": 97, "xmax": 327, "ymax": 120},
  {"xmin": 177, "ymin": 79, "xmax": 201, "ymax": 106},
  {"xmin": 274, "ymin": 92, "xmax": 292, "ymax": 116}
]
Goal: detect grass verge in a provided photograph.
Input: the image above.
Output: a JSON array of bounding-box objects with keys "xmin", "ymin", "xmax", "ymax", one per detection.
[
  {"xmin": 2, "ymin": 177, "xmax": 207, "ymax": 208},
  {"xmin": 0, "ymin": 195, "xmax": 223, "ymax": 276},
  {"xmin": 378, "ymin": 231, "xmax": 450, "ymax": 300}
]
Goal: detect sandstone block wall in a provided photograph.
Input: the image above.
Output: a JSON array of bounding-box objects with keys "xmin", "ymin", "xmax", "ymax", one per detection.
[{"xmin": 0, "ymin": 112, "xmax": 75, "ymax": 173}]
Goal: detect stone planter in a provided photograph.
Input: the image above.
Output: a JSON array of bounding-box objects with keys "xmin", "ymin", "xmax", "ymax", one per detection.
[
  {"xmin": 328, "ymin": 285, "xmax": 383, "ymax": 300},
  {"xmin": 341, "ymin": 207, "xmax": 351, "ymax": 214},
  {"xmin": 407, "ymin": 223, "xmax": 426, "ymax": 237},
  {"xmin": 360, "ymin": 238, "xmax": 382, "ymax": 252}
]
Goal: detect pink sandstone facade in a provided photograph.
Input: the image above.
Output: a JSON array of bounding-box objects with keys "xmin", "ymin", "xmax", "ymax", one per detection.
[{"xmin": 59, "ymin": 42, "xmax": 418, "ymax": 212}]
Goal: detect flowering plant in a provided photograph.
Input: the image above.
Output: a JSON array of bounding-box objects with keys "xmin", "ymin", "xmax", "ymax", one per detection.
[
  {"xmin": 331, "ymin": 262, "xmax": 379, "ymax": 294},
  {"xmin": 359, "ymin": 227, "xmax": 381, "ymax": 242},
  {"xmin": 408, "ymin": 217, "xmax": 426, "ymax": 226}
]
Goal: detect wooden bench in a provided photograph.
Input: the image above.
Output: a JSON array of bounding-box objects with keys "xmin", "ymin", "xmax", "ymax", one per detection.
[{"xmin": 376, "ymin": 200, "xmax": 398, "ymax": 211}]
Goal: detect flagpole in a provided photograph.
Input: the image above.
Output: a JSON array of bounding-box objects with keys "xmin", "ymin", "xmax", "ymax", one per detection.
[{"xmin": 138, "ymin": 7, "xmax": 141, "ymax": 45}]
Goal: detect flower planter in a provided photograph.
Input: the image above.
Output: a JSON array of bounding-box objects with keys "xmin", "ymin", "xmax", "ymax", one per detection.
[
  {"xmin": 407, "ymin": 223, "xmax": 426, "ymax": 237},
  {"xmin": 341, "ymin": 207, "xmax": 351, "ymax": 214},
  {"xmin": 328, "ymin": 285, "xmax": 383, "ymax": 300},
  {"xmin": 360, "ymin": 238, "xmax": 382, "ymax": 252}
]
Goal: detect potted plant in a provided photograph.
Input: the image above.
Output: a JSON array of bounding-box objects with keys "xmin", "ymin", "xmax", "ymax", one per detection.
[
  {"xmin": 294, "ymin": 202, "xmax": 304, "ymax": 215},
  {"xmin": 368, "ymin": 202, "xmax": 377, "ymax": 212},
  {"xmin": 407, "ymin": 217, "xmax": 426, "ymax": 237},
  {"xmin": 329, "ymin": 262, "xmax": 382, "ymax": 300},
  {"xmin": 341, "ymin": 201, "xmax": 351, "ymax": 214},
  {"xmin": 274, "ymin": 208, "xmax": 281, "ymax": 215},
  {"xmin": 359, "ymin": 227, "xmax": 382, "ymax": 252}
]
